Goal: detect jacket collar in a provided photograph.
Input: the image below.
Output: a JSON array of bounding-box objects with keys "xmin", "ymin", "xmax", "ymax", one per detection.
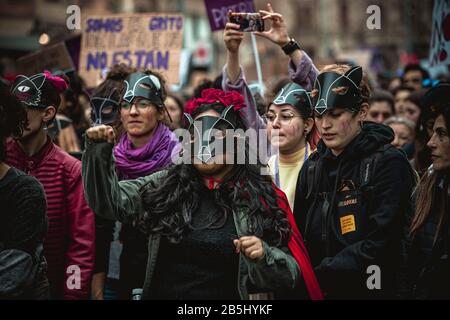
[
  {"xmin": 12, "ymin": 136, "xmax": 55, "ymax": 171},
  {"xmin": 317, "ymin": 122, "xmax": 394, "ymax": 161}
]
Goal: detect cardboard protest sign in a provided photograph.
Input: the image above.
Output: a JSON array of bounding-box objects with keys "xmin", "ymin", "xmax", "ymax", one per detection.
[
  {"xmin": 79, "ymin": 13, "xmax": 183, "ymax": 88},
  {"xmin": 429, "ymin": 0, "xmax": 450, "ymax": 67},
  {"xmin": 17, "ymin": 42, "xmax": 75, "ymax": 75},
  {"xmin": 204, "ymin": 0, "xmax": 256, "ymax": 31}
]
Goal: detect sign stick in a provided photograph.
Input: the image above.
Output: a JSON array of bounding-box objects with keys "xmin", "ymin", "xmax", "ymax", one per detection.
[{"xmin": 250, "ymin": 33, "xmax": 264, "ymax": 96}]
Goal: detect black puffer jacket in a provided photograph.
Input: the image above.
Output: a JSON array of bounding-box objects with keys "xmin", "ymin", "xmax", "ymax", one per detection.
[{"xmin": 294, "ymin": 122, "xmax": 415, "ymax": 299}]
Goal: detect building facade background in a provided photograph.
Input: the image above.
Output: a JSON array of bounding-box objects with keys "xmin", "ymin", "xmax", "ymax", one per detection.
[{"xmin": 0, "ymin": 0, "xmax": 436, "ymax": 89}]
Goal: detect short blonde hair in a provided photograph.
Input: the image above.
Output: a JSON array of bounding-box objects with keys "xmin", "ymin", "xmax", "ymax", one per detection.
[{"xmin": 384, "ymin": 116, "xmax": 416, "ymax": 134}]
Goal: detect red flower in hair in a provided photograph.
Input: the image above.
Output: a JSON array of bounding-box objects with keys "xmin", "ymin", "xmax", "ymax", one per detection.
[{"xmin": 184, "ymin": 88, "xmax": 246, "ymax": 114}]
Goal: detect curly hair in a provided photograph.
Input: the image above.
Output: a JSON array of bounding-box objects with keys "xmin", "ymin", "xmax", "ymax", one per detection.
[
  {"xmin": 139, "ymin": 103, "xmax": 292, "ymax": 246},
  {"xmin": 93, "ymin": 64, "xmax": 167, "ymax": 102},
  {"xmin": 0, "ymin": 86, "xmax": 28, "ymax": 161}
]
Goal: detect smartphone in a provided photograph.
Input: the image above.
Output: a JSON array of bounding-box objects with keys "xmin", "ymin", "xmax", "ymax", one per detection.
[{"xmin": 228, "ymin": 12, "xmax": 265, "ymax": 32}]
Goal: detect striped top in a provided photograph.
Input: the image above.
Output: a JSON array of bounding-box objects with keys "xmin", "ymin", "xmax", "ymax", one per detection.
[{"xmin": 6, "ymin": 137, "xmax": 95, "ymax": 300}]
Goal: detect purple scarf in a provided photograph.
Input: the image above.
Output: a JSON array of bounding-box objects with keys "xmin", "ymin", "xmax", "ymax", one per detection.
[{"xmin": 114, "ymin": 122, "xmax": 179, "ymax": 180}]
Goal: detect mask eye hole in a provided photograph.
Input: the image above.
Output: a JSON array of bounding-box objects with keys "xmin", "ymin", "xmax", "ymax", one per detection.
[
  {"xmin": 294, "ymin": 94, "xmax": 306, "ymax": 104},
  {"xmin": 138, "ymin": 83, "xmax": 152, "ymax": 93},
  {"xmin": 332, "ymin": 86, "xmax": 349, "ymax": 95},
  {"xmin": 102, "ymin": 106, "xmax": 113, "ymax": 114},
  {"xmin": 18, "ymin": 86, "xmax": 30, "ymax": 92},
  {"xmin": 213, "ymin": 129, "xmax": 227, "ymax": 139}
]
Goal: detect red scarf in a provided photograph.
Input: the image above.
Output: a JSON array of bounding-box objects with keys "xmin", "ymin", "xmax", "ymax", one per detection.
[
  {"xmin": 203, "ymin": 176, "xmax": 224, "ymax": 190},
  {"xmin": 273, "ymin": 186, "xmax": 324, "ymax": 300}
]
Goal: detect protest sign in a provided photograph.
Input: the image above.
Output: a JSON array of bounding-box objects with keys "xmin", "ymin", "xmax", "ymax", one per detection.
[
  {"xmin": 204, "ymin": 0, "xmax": 255, "ymax": 31},
  {"xmin": 17, "ymin": 42, "xmax": 75, "ymax": 75},
  {"xmin": 79, "ymin": 13, "xmax": 183, "ymax": 88},
  {"xmin": 429, "ymin": 0, "xmax": 450, "ymax": 67}
]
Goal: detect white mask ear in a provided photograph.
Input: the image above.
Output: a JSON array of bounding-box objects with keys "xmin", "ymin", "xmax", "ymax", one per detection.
[
  {"xmin": 344, "ymin": 66, "xmax": 363, "ymax": 87},
  {"xmin": 183, "ymin": 113, "xmax": 194, "ymax": 128},
  {"xmin": 31, "ymin": 73, "xmax": 46, "ymax": 89},
  {"xmin": 149, "ymin": 75, "xmax": 161, "ymax": 89}
]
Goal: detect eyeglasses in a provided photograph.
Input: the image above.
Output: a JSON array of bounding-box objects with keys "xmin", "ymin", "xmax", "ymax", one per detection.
[
  {"xmin": 264, "ymin": 112, "xmax": 302, "ymax": 125},
  {"xmin": 120, "ymin": 98, "xmax": 153, "ymax": 110}
]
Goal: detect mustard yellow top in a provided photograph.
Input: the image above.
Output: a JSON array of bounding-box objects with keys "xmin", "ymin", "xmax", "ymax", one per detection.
[{"xmin": 268, "ymin": 144, "xmax": 310, "ymax": 210}]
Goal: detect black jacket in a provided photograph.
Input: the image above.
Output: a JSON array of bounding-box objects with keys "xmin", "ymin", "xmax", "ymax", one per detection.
[
  {"xmin": 294, "ymin": 122, "xmax": 415, "ymax": 299},
  {"xmin": 402, "ymin": 173, "xmax": 450, "ymax": 299},
  {"xmin": 0, "ymin": 168, "xmax": 49, "ymax": 299}
]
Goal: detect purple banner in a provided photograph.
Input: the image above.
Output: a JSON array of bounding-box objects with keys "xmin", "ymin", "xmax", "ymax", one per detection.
[{"xmin": 204, "ymin": 0, "xmax": 256, "ymax": 31}]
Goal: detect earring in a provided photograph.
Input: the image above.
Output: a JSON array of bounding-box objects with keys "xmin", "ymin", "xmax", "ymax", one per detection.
[{"xmin": 43, "ymin": 123, "xmax": 48, "ymax": 131}]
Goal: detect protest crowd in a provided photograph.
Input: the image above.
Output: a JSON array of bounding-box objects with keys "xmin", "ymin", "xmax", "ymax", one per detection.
[{"xmin": 1, "ymin": 2, "xmax": 450, "ymax": 301}]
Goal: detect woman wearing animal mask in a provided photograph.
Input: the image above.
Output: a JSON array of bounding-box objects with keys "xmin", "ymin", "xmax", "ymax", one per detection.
[
  {"xmin": 89, "ymin": 69, "xmax": 179, "ymax": 299},
  {"xmin": 82, "ymin": 88, "xmax": 323, "ymax": 300},
  {"xmin": 7, "ymin": 71, "xmax": 95, "ymax": 299},
  {"xmin": 293, "ymin": 64, "xmax": 416, "ymax": 299}
]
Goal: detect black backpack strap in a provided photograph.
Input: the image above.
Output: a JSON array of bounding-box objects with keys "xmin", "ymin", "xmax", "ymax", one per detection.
[
  {"xmin": 306, "ymin": 152, "xmax": 322, "ymax": 200},
  {"xmin": 359, "ymin": 143, "xmax": 419, "ymax": 192},
  {"xmin": 302, "ymin": 152, "xmax": 323, "ymax": 239},
  {"xmin": 359, "ymin": 144, "xmax": 391, "ymax": 187}
]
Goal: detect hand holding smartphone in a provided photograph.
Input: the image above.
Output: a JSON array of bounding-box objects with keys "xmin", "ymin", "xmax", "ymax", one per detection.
[{"xmin": 228, "ymin": 12, "xmax": 265, "ymax": 32}]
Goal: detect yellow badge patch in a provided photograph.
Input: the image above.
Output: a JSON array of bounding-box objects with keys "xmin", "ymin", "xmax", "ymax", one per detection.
[{"xmin": 340, "ymin": 215, "xmax": 356, "ymax": 235}]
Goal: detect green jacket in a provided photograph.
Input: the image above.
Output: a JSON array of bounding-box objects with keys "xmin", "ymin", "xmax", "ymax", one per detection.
[{"xmin": 82, "ymin": 140, "xmax": 301, "ymax": 299}]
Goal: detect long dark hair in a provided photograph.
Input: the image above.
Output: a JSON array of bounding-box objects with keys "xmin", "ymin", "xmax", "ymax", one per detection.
[
  {"xmin": 410, "ymin": 106, "xmax": 450, "ymax": 240},
  {"xmin": 139, "ymin": 103, "xmax": 291, "ymax": 246},
  {"xmin": 410, "ymin": 171, "xmax": 448, "ymax": 242}
]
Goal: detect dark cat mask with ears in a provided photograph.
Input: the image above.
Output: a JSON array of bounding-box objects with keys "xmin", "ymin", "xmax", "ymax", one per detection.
[
  {"xmin": 272, "ymin": 82, "xmax": 313, "ymax": 118},
  {"xmin": 312, "ymin": 66, "xmax": 363, "ymax": 115},
  {"xmin": 122, "ymin": 72, "xmax": 164, "ymax": 108},
  {"xmin": 11, "ymin": 73, "xmax": 47, "ymax": 108},
  {"xmin": 90, "ymin": 88, "xmax": 120, "ymax": 125},
  {"xmin": 183, "ymin": 105, "xmax": 237, "ymax": 164}
]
